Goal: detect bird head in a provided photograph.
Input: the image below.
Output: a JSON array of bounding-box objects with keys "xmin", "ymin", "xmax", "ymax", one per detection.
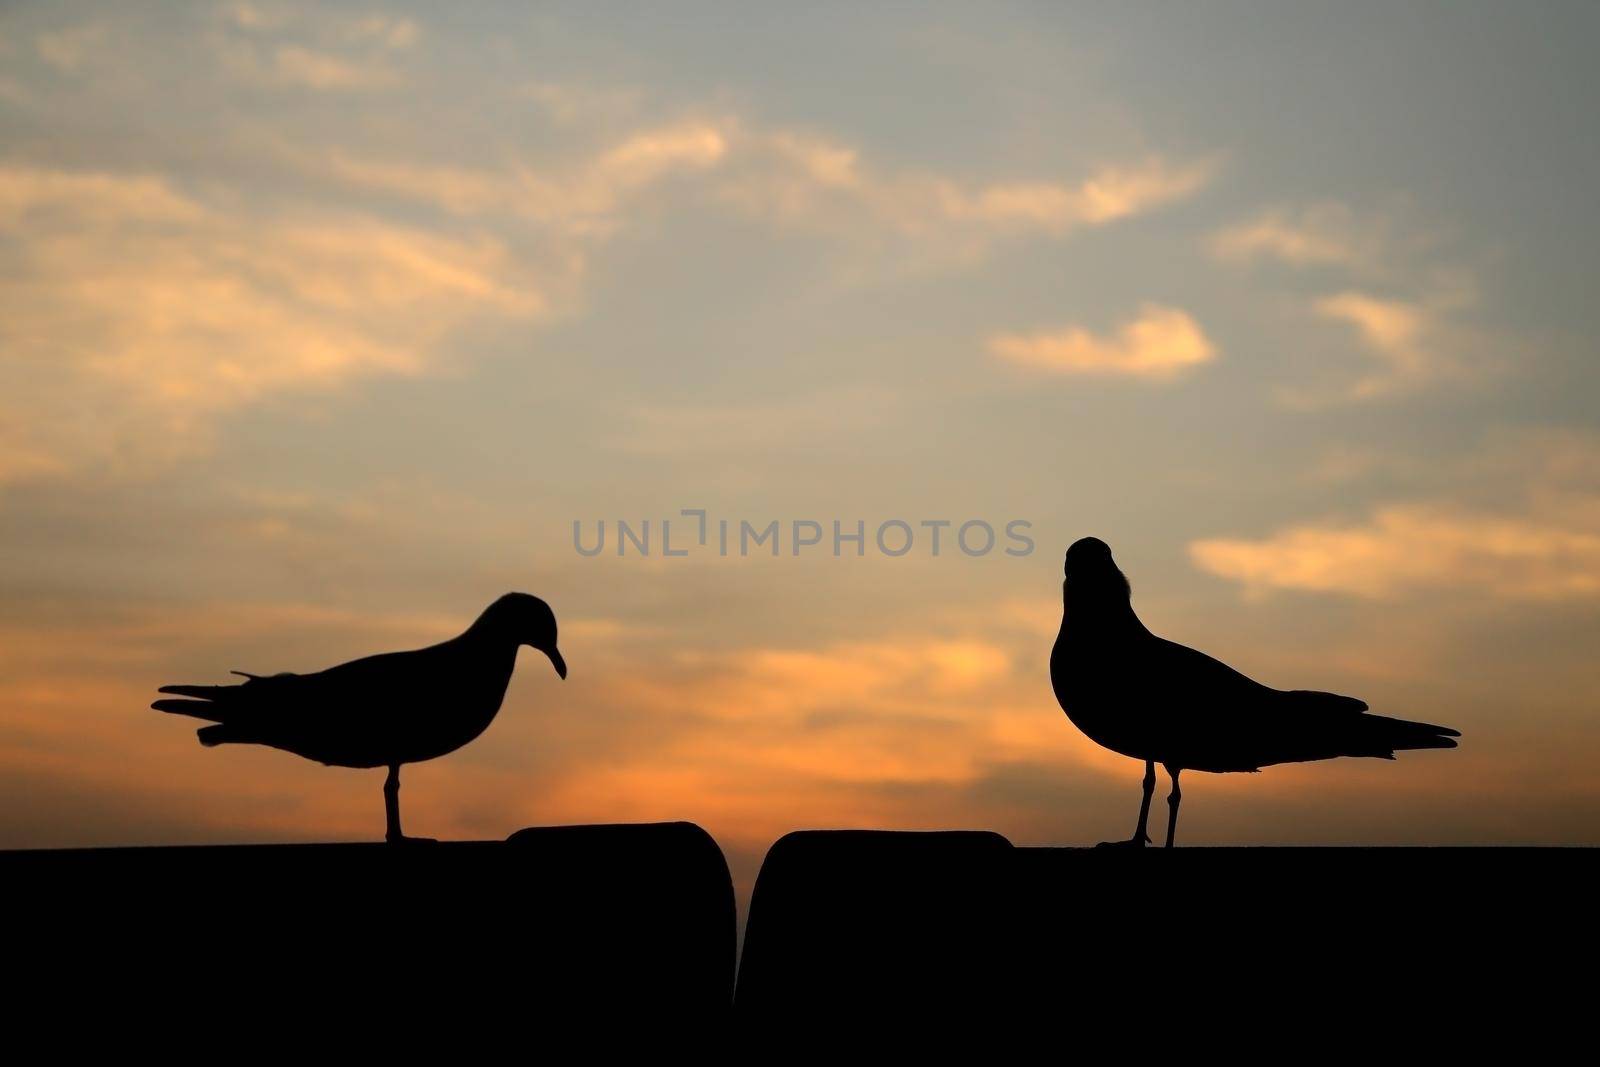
[
  {"xmin": 1063, "ymin": 537, "xmax": 1131, "ymax": 603},
  {"xmin": 480, "ymin": 593, "xmax": 567, "ymax": 679}
]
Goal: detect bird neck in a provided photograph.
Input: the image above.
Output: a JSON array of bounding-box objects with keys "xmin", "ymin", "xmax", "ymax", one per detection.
[
  {"xmin": 1060, "ymin": 584, "xmax": 1148, "ymax": 639},
  {"xmin": 448, "ymin": 629, "xmax": 521, "ymax": 716},
  {"xmin": 457, "ymin": 622, "xmax": 524, "ymax": 670}
]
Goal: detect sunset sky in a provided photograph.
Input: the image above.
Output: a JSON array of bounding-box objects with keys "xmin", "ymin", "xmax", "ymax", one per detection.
[{"xmin": 3, "ymin": 2, "xmax": 1598, "ymax": 901}]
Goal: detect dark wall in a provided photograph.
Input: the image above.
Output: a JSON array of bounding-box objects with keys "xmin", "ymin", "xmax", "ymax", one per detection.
[
  {"xmin": 7, "ymin": 827, "xmax": 1593, "ymax": 1042},
  {"xmin": 735, "ymin": 832, "xmax": 1594, "ymax": 1037},
  {"xmin": 4, "ymin": 822, "xmax": 736, "ymax": 1042}
]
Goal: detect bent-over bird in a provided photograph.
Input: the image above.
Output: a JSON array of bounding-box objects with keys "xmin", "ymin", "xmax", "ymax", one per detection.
[
  {"xmin": 1050, "ymin": 538, "xmax": 1457, "ymax": 848},
  {"xmin": 153, "ymin": 593, "xmax": 566, "ymax": 843}
]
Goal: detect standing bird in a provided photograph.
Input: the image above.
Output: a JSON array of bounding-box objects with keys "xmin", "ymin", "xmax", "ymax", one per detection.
[
  {"xmin": 1050, "ymin": 538, "xmax": 1457, "ymax": 848},
  {"xmin": 152, "ymin": 593, "xmax": 566, "ymax": 843}
]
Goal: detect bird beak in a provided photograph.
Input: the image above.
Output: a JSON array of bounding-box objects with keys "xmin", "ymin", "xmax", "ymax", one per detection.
[{"xmin": 545, "ymin": 646, "xmax": 567, "ymax": 679}]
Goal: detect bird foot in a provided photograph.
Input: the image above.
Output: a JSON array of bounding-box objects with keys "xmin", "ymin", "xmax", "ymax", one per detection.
[
  {"xmin": 1095, "ymin": 835, "xmax": 1150, "ymax": 849},
  {"xmin": 385, "ymin": 834, "xmax": 438, "ymax": 846}
]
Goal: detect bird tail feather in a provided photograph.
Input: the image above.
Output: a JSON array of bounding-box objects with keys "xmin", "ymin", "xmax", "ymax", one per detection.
[
  {"xmin": 152, "ymin": 676, "xmax": 269, "ymax": 743},
  {"xmin": 157, "ymin": 684, "xmax": 237, "ymax": 701},
  {"xmin": 153, "ymin": 672, "xmax": 279, "ymax": 748},
  {"xmin": 152, "ymin": 678, "xmax": 258, "ymax": 722},
  {"xmin": 1375, "ymin": 714, "xmax": 1459, "ymax": 748},
  {"xmin": 152, "ymin": 698, "xmax": 229, "ymax": 721},
  {"xmin": 1352, "ymin": 714, "xmax": 1460, "ymax": 757},
  {"xmin": 197, "ymin": 724, "xmax": 234, "ymax": 747}
]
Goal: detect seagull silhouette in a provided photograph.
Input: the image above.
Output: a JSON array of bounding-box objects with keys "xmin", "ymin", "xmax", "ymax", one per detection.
[
  {"xmin": 152, "ymin": 593, "xmax": 566, "ymax": 843},
  {"xmin": 1050, "ymin": 538, "xmax": 1458, "ymax": 848}
]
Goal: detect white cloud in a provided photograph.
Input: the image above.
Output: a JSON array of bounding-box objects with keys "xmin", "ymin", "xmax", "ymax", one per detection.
[{"xmin": 988, "ymin": 304, "xmax": 1216, "ymax": 381}]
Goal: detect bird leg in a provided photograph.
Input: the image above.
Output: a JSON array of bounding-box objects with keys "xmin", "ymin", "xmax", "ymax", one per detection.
[
  {"xmin": 383, "ymin": 764, "xmax": 436, "ymax": 845},
  {"xmin": 1096, "ymin": 760, "xmax": 1156, "ymax": 848},
  {"xmin": 384, "ymin": 764, "xmax": 403, "ymax": 842},
  {"xmin": 1163, "ymin": 764, "xmax": 1182, "ymax": 849}
]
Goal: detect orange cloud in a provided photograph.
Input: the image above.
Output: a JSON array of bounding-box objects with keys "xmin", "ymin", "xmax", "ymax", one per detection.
[
  {"xmin": 519, "ymin": 82, "xmax": 644, "ymax": 126},
  {"xmin": 1210, "ymin": 202, "xmax": 1386, "ymax": 271},
  {"xmin": 1211, "ymin": 201, "xmax": 1491, "ymax": 405},
  {"xmin": 318, "ymin": 120, "xmax": 730, "ymax": 231},
  {"xmin": 988, "ymin": 304, "xmax": 1216, "ymax": 381},
  {"xmin": 0, "ymin": 117, "xmax": 1210, "ymax": 487},
  {"xmin": 719, "ymin": 137, "xmax": 1213, "ymax": 249},
  {"xmin": 1191, "ymin": 504, "xmax": 1600, "ymax": 600},
  {"xmin": 947, "ymin": 158, "xmax": 1214, "ymax": 231},
  {"xmin": 0, "ymin": 165, "xmax": 547, "ymax": 483},
  {"xmin": 321, "ymin": 119, "xmax": 1205, "ymax": 253},
  {"xmin": 213, "ymin": 3, "xmax": 419, "ymax": 91},
  {"xmin": 35, "ymin": 22, "xmax": 111, "ymax": 74},
  {"xmin": 1314, "ymin": 291, "xmax": 1434, "ymax": 397}
]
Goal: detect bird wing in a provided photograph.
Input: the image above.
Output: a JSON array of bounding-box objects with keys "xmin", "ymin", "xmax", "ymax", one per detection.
[
  {"xmin": 153, "ymin": 642, "xmax": 467, "ymax": 762},
  {"xmin": 1135, "ymin": 637, "xmax": 1378, "ymax": 770},
  {"xmin": 1142, "ymin": 636, "xmax": 1284, "ymax": 710},
  {"xmin": 293, "ymin": 645, "xmax": 455, "ymax": 702}
]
